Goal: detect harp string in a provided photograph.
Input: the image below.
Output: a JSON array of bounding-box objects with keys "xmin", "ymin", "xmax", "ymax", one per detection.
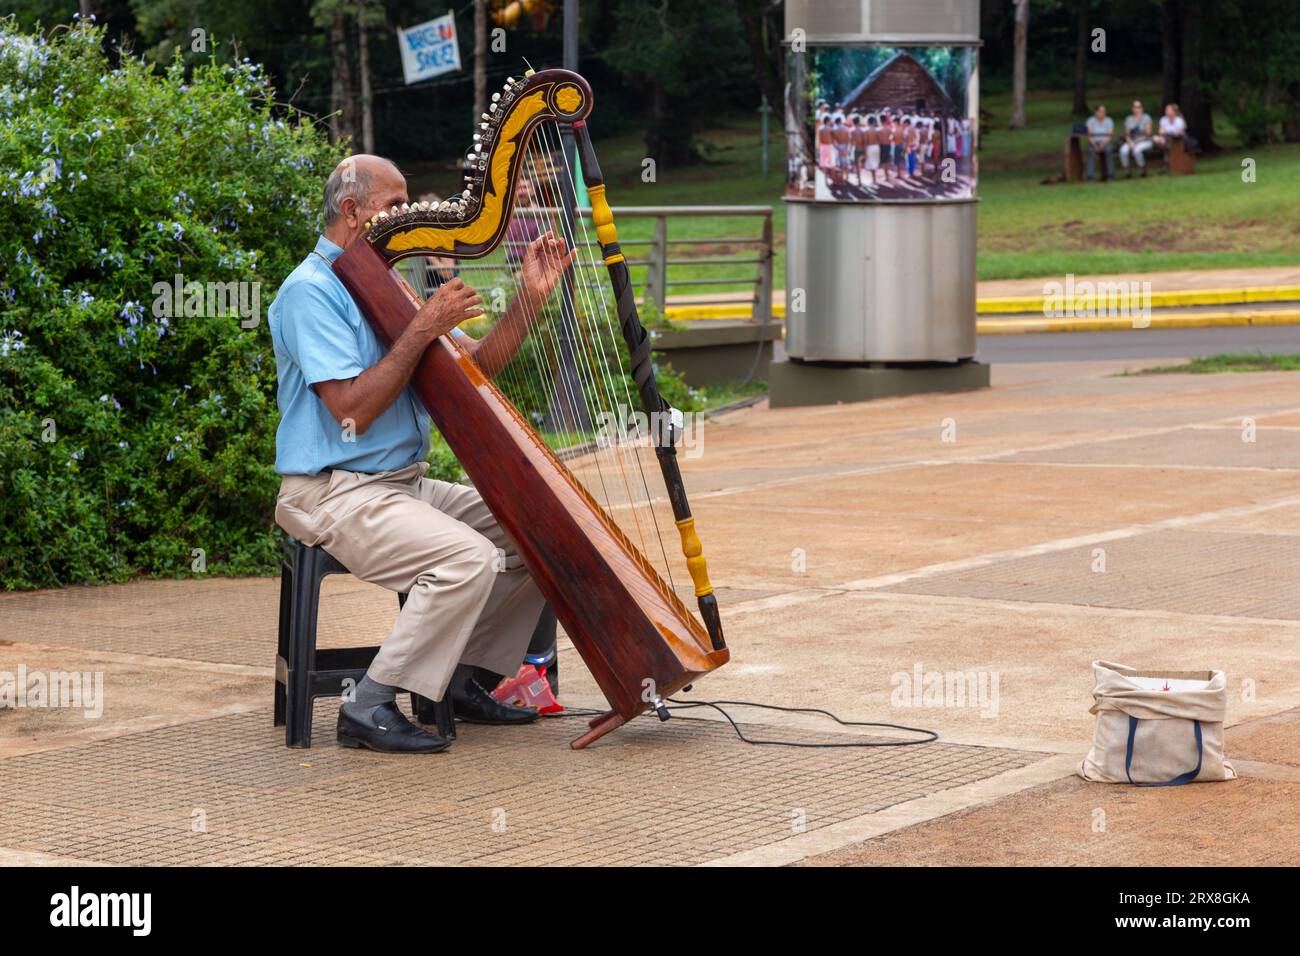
[
  {"xmin": 511, "ymin": 131, "xmax": 625, "ymax": 520},
  {"xmin": 477, "ymin": 127, "xmax": 653, "ymax": 569},
  {"xmin": 530, "ymin": 127, "xmax": 647, "ymax": 529},
  {"xmin": 409, "ymin": 117, "xmax": 682, "ymax": 594},
  {"xmin": 540, "ymin": 121, "xmax": 678, "ymax": 594},
  {"xmin": 525, "ymin": 126, "xmax": 654, "ymax": 556}
]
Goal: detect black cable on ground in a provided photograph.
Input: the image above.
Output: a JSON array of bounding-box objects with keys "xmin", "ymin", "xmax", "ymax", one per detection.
[{"xmin": 545, "ymin": 698, "xmax": 938, "ymax": 749}]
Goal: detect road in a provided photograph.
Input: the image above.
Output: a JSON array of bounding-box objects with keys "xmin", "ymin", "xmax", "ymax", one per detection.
[{"xmin": 977, "ymin": 325, "xmax": 1300, "ymax": 364}]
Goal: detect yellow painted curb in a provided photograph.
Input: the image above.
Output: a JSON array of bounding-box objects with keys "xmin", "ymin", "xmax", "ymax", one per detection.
[
  {"xmin": 663, "ymin": 286, "xmax": 1300, "ymax": 322},
  {"xmin": 976, "ymin": 309, "xmax": 1300, "ymax": 335},
  {"xmin": 977, "ymin": 285, "xmax": 1300, "ymax": 315},
  {"xmin": 665, "ymin": 303, "xmax": 788, "ymax": 321}
]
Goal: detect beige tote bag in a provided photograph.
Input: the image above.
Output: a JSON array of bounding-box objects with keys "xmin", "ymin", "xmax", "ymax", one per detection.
[{"xmin": 1079, "ymin": 660, "xmax": 1236, "ymax": 785}]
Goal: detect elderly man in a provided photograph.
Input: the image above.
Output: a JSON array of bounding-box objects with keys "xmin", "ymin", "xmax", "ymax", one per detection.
[{"xmin": 269, "ymin": 155, "xmax": 571, "ymax": 754}]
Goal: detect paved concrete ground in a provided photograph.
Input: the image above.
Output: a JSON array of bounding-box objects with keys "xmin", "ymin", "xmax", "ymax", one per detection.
[
  {"xmin": 978, "ymin": 325, "xmax": 1300, "ymax": 364},
  {"xmin": 3, "ymin": 356, "xmax": 1300, "ymax": 866}
]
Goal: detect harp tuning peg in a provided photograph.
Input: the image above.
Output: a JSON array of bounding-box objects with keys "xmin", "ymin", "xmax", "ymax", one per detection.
[
  {"xmin": 473, "ymin": 133, "xmax": 482, "ymax": 142},
  {"xmin": 481, "ymin": 112, "xmax": 490, "ymax": 121},
  {"xmin": 489, "ymin": 103, "xmax": 498, "ymax": 114},
  {"xmin": 377, "ymin": 210, "xmax": 388, "ymax": 219},
  {"xmin": 491, "ymin": 92, "xmax": 501, "ymax": 102},
  {"xmin": 461, "ymin": 188, "xmax": 471, "ymax": 199}
]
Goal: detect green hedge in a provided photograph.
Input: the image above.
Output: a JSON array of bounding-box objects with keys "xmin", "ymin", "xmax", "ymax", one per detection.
[
  {"xmin": 0, "ymin": 19, "xmax": 344, "ymax": 589},
  {"xmin": 0, "ymin": 19, "xmax": 711, "ymax": 591}
]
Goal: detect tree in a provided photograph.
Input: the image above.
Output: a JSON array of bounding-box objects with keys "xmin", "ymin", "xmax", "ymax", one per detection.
[
  {"xmin": 602, "ymin": 0, "xmax": 754, "ymax": 166},
  {"xmin": 314, "ymin": 0, "xmax": 356, "ymax": 145},
  {"xmin": 1201, "ymin": 0, "xmax": 1300, "ymax": 146},
  {"xmin": 1160, "ymin": 0, "xmax": 1182, "ymax": 108},
  {"xmin": 1179, "ymin": 0, "xmax": 1214, "ymax": 150},
  {"xmin": 734, "ymin": 0, "xmax": 784, "ymax": 116},
  {"xmin": 1010, "ymin": 0, "xmax": 1030, "ymax": 128},
  {"xmin": 355, "ymin": 0, "xmax": 380, "ymax": 154},
  {"xmin": 1072, "ymin": 0, "xmax": 1088, "ymax": 116}
]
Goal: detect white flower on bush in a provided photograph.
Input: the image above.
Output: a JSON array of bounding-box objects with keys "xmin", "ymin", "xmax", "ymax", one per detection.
[{"xmin": 0, "ymin": 329, "xmax": 26, "ymax": 357}]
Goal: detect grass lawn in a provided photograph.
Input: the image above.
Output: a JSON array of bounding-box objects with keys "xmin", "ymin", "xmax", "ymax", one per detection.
[
  {"xmin": 977, "ymin": 81, "xmax": 1300, "ymax": 280},
  {"xmin": 406, "ymin": 76, "xmax": 1300, "ymax": 291},
  {"xmin": 1132, "ymin": 353, "xmax": 1300, "ymax": 374}
]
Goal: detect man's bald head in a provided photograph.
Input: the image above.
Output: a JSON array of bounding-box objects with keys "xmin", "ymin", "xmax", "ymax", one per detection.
[{"xmin": 321, "ymin": 154, "xmax": 409, "ymax": 248}]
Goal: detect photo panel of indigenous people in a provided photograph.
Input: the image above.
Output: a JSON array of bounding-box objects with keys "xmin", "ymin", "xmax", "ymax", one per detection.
[{"xmin": 786, "ymin": 45, "xmax": 978, "ymax": 203}]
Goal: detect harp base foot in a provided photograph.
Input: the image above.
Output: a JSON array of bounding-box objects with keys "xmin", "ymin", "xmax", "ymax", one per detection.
[{"xmin": 570, "ymin": 710, "xmax": 627, "ymax": 749}]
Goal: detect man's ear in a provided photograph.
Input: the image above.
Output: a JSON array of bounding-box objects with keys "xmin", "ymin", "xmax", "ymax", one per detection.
[{"xmin": 341, "ymin": 195, "xmax": 361, "ymax": 228}]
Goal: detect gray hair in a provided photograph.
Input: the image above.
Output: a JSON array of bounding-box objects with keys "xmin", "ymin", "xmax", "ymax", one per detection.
[
  {"xmin": 323, "ymin": 160, "xmax": 368, "ymax": 227},
  {"xmin": 322, "ymin": 157, "xmax": 400, "ymax": 226}
]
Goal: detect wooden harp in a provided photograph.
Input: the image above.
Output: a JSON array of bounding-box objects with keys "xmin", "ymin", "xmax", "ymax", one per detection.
[{"xmin": 332, "ymin": 69, "xmax": 729, "ymax": 749}]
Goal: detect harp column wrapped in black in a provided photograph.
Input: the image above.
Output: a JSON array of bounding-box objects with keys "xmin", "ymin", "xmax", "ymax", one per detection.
[{"xmin": 573, "ymin": 120, "xmax": 726, "ymax": 653}]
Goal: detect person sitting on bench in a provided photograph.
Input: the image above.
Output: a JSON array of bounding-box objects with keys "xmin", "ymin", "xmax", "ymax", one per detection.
[
  {"xmin": 1085, "ymin": 104, "xmax": 1115, "ymax": 182},
  {"xmin": 1154, "ymin": 102, "xmax": 1187, "ymax": 149},
  {"xmin": 1119, "ymin": 100, "xmax": 1154, "ymax": 178}
]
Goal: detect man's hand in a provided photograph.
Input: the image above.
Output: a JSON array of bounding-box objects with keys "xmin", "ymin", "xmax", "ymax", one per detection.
[
  {"xmin": 313, "ymin": 279, "xmax": 481, "ymax": 436},
  {"xmin": 519, "ymin": 232, "xmax": 573, "ymax": 310},
  {"xmin": 408, "ymin": 277, "xmax": 483, "ymax": 343}
]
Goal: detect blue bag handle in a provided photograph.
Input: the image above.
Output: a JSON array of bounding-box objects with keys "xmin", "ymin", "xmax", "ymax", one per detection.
[{"xmin": 1125, "ymin": 715, "xmax": 1202, "ymax": 787}]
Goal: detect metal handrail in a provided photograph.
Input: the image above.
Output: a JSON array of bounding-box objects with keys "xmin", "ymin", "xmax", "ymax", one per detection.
[{"xmin": 399, "ymin": 205, "xmax": 775, "ymax": 322}]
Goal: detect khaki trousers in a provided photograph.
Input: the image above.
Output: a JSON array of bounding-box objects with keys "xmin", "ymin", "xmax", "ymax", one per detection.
[{"xmin": 274, "ymin": 462, "xmax": 544, "ymax": 702}]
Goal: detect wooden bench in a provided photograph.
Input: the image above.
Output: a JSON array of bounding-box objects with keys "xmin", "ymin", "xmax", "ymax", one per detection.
[
  {"xmin": 1064, "ymin": 132, "xmax": 1115, "ymax": 182},
  {"xmin": 1064, "ymin": 133, "xmax": 1084, "ymax": 182},
  {"xmin": 1164, "ymin": 137, "xmax": 1196, "ymax": 175},
  {"xmin": 1065, "ymin": 131, "xmax": 1196, "ymax": 180}
]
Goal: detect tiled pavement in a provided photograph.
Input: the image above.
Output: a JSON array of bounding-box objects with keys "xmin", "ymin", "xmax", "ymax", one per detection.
[
  {"xmin": 0, "ymin": 705, "xmax": 1035, "ymax": 866},
  {"xmin": 4, "ymin": 357, "xmax": 1300, "ymax": 865}
]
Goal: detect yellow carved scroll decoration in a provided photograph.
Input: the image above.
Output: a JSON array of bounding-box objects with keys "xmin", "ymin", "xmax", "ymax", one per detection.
[{"xmin": 383, "ymin": 90, "xmax": 549, "ymax": 256}]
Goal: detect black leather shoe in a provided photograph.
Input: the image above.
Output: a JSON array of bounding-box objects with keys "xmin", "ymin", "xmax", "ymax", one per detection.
[
  {"xmin": 337, "ymin": 701, "xmax": 451, "ymax": 753},
  {"xmin": 452, "ymin": 678, "xmax": 540, "ymax": 725}
]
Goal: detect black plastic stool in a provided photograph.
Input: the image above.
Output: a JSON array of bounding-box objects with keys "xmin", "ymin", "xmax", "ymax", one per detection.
[{"xmin": 274, "ymin": 536, "xmax": 455, "ymax": 747}]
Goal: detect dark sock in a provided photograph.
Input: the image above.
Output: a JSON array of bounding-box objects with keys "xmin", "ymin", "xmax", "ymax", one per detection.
[{"xmin": 342, "ymin": 673, "xmax": 398, "ymax": 716}]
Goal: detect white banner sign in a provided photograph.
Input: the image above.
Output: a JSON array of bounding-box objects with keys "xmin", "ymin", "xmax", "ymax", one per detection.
[{"xmin": 397, "ymin": 13, "xmax": 462, "ymax": 86}]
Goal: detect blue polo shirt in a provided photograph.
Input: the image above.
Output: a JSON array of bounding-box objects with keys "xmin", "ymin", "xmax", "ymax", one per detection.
[{"xmin": 269, "ymin": 236, "xmax": 432, "ymax": 476}]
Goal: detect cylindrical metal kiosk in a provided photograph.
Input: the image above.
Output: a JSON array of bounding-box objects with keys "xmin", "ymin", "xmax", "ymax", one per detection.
[{"xmin": 771, "ymin": 0, "xmax": 989, "ymax": 406}]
